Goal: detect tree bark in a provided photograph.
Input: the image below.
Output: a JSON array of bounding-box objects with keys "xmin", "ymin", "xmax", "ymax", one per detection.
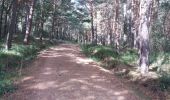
[
  {"xmin": 138, "ymin": 0, "xmax": 152, "ymax": 74},
  {"xmin": 24, "ymin": 0, "xmax": 36, "ymax": 44},
  {"xmin": 89, "ymin": 0, "xmax": 95, "ymax": 45},
  {"xmin": 3, "ymin": 1, "xmax": 13, "ymax": 38},
  {"xmin": 124, "ymin": 0, "xmax": 134, "ymax": 48},
  {"xmin": 114, "ymin": 0, "xmax": 121, "ymax": 51},
  {"xmin": 0, "ymin": 0, "xmax": 5, "ymax": 39},
  {"xmin": 131, "ymin": 0, "xmax": 140, "ymax": 48},
  {"xmin": 6, "ymin": 0, "xmax": 18, "ymax": 50},
  {"xmin": 51, "ymin": 0, "xmax": 57, "ymax": 40},
  {"xmin": 40, "ymin": 21, "xmax": 44, "ymax": 41}
]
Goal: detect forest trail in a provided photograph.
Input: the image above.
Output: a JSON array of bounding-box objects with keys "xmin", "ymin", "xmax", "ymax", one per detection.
[{"xmin": 3, "ymin": 43, "xmax": 141, "ymax": 100}]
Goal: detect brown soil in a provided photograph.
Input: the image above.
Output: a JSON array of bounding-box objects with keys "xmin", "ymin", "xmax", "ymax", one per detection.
[{"xmin": 2, "ymin": 43, "xmax": 143, "ymax": 100}]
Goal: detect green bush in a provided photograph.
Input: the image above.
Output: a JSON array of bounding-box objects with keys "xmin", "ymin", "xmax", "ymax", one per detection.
[
  {"xmin": 0, "ymin": 50, "xmax": 22, "ymax": 70},
  {"xmin": 120, "ymin": 48, "xmax": 138, "ymax": 65},
  {"xmin": 81, "ymin": 44, "xmax": 118, "ymax": 61},
  {"xmin": 0, "ymin": 39, "xmax": 54, "ymax": 96},
  {"xmin": 81, "ymin": 44, "xmax": 170, "ymax": 92},
  {"xmin": 0, "ymin": 71, "xmax": 16, "ymax": 95},
  {"xmin": 159, "ymin": 74, "xmax": 170, "ymax": 91}
]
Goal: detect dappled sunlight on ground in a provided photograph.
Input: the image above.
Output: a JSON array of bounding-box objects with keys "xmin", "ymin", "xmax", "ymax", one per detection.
[{"xmin": 3, "ymin": 44, "xmax": 140, "ymax": 100}]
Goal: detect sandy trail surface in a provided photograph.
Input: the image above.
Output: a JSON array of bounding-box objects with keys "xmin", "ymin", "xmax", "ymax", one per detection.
[{"xmin": 2, "ymin": 43, "xmax": 141, "ymax": 100}]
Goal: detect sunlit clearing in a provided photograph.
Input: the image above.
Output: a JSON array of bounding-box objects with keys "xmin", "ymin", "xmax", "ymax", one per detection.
[
  {"xmin": 129, "ymin": 71, "xmax": 140, "ymax": 77},
  {"xmin": 39, "ymin": 54, "xmax": 62, "ymax": 58},
  {"xmin": 59, "ymin": 70, "xmax": 69, "ymax": 74},
  {"xmin": 42, "ymin": 72, "xmax": 52, "ymax": 75},
  {"xmin": 81, "ymin": 85, "xmax": 89, "ymax": 90},
  {"xmin": 50, "ymin": 47, "xmax": 77, "ymax": 52},
  {"xmin": 22, "ymin": 76, "xmax": 34, "ymax": 82},
  {"xmin": 75, "ymin": 57, "xmax": 93, "ymax": 65},
  {"xmin": 98, "ymin": 67, "xmax": 112, "ymax": 73},
  {"xmin": 86, "ymin": 96, "xmax": 96, "ymax": 99},
  {"xmin": 114, "ymin": 90, "xmax": 129, "ymax": 96},
  {"xmin": 117, "ymin": 96, "xmax": 125, "ymax": 100},
  {"xmin": 45, "ymin": 67, "xmax": 52, "ymax": 71},
  {"xmin": 65, "ymin": 53, "xmax": 76, "ymax": 57},
  {"xmin": 91, "ymin": 75, "xmax": 100, "ymax": 79},
  {"xmin": 58, "ymin": 85, "xmax": 74, "ymax": 91},
  {"xmin": 38, "ymin": 50, "xmax": 63, "ymax": 58},
  {"xmin": 30, "ymin": 81, "xmax": 56, "ymax": 90},
  {"xmin": 69, "ymin": 79, "xmax": 109, "ymax": 91}
]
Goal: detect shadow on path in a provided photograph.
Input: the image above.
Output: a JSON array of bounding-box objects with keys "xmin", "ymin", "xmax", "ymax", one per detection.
[{"xmin": 3, "ymin": 44, "xmax": 140, "ymax": 100}]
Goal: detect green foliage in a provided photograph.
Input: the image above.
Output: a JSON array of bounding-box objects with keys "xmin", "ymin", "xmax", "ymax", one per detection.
[
  {"xmin": 81, "ymin": 44, "xmax": 138, "ymax": 68},
  {"xmin": 120, "ymin": 49, "xmax": 138, "ymax": 65},
  {"xmin": 0, "ymin": 44, "xmax": 40, "ymax": 70},
  {"xmin": 81, "ymin": 44, "xmax": 170, "ymax": 92},
  {"xmin": 149, "ymin": 52, "xmax": 170, "ymax": 74},
  {"xmin": 159, "ymin": 74, "xmax": 170, "ymax": 91},
  {"xmin": 0, "ymin": 39, "xmax": 54, "ymax": 96},
  {"xmin": 81, "ymin": 44, "xmax": 118, "ymax": 60},
  {"xmin": 81, "ymin": 44, "xmax": 122, "ymax": 69},
  {"xmin": 0, "ymin": 71, "xmax": 17, "ymax": 95},
  {"xmin": 91, "ymin": 46, "xmax": 118, "ymax": 60},
  {"xmin": 81, "ymin": 44, "xmax": 139, "ymax": 65},
  {"xmin": 0, "ymin": 44, "xmax": 38, "ymax": 96},
  {"xmin": 161, "ymin": 1, "xmax": 170, "ymax": 11},
  {"xmin": 0, "ymin": 50, "xmax": 21, "ymax": 70}
]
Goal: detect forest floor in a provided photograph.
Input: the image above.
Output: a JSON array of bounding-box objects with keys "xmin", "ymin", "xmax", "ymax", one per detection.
[{"xmin": 2, "ymin": 43, "xmax": 144, "ymax": 100}]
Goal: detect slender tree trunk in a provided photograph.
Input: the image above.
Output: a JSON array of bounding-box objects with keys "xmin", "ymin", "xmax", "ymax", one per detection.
[
  {"xmin": 0, "ymin": 0, "xmax": 5, "ymax": 39},
  {"xmin": 22, "ymin": 7, "xmax": 27, "ymax": 35},
  {"xmin": 124, "ymin": 0, "xmax": 134, "ymax": 48},
  {"xmin": 40, "ymin": 21, "xmax": 44, "ymax": 41},
  {"xmin": 51, "ymin": 17, "xmax": 55, "ymax": 39},
  {"xmin": 3, "ymin": 12, "xmax": 8, "ymax": 38},
  {"xmin": 51, "ymin": 0, "xmax": 57, "ymax": 40},
  {"xmin": 114, "ymin": 0, "xmax": 121, "ymax": 51},
  {"xmin": 138, "ymin": 0, "xmax": 151, "ymax": 74},
  {"xmin": 6, "ymin": 0, "xmax": 18, "ymax": 50},
  {"xmin": 3, "ymin": 2, "xmax": 13, "ymax": 38},
  {"xmin": 89, "ymin": 1, "xmax": 95, "ymax": 45},
  {"xmin": 56, "ymin": 27, "xmax": 59, "ymax": 39},
  {"xmin": 24, "ymin": 0, "xmax": 36, "ymax": 44},
  {"xmin": 108, "ymin": 18, "xmax": 113, "ymax": 45},
  {"xmin": 132, "ymin": 0, "xmax": 140, "ymax": 48}
]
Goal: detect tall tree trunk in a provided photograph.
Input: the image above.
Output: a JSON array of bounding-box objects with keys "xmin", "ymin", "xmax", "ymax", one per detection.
[
  {"xmin": 51, "ymin": 0, "xmax": 57, "ymax": 40},
  {"xmin": 89, "ymin": 1, "xmax": 95, "ymax": 45},
  {"xmin": 22, "ymin": 7, "xmax": 27, "ymax": 35},
  {"xmin": 3, "ymin": 12, "xmax": 8, "ymax": 38},
  {"xmin": 138, "ymin": 0, "xmax": 151, "ymax": 74},
  {"xmin": 124, "ymin": 0, "xmax": 134, "ymax": 48},
  {"xmin": 24, "ymin": 0, "xmax": 36, "ymax": 44},
  {"xmin": 0, "ymin": 0, "xmax": 5, "ymax": 39},
  {"xmin": 108, "ymin": 18, "xmax": 113, "ymax": 45},
  {"xmin": 3, "ymin": 2, "xmax": 13, "ymax": 38},
  {"xmin": 114, "ymin": 0, "xmax": 121, "ymax": 51},
  {"xmin": 40, "ymin": 21, "xmax": 44, "ymax": 41},
  {"xmin": 132, "ymin": 0, "xmax": 140, "ymax": 48},
  {"xmin": 51, "ymin": 16, "xmax": 55, "ymax": 39},
  {"xmin": 6, "ymin": 0, "xmax": 18, "ymax": 50}
]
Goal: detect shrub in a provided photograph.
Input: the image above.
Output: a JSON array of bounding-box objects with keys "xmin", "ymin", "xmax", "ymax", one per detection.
[
  {"xmin": 81, "ymin": 44, "xmax": 118, "ymax": 61},
  {"xmin": 159, "ymin": 74, "xmax": 170, "ymax": 91}
]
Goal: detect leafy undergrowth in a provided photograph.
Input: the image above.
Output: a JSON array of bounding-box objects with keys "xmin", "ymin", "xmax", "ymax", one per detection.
[
  {"xmin": 81, "ymin": 44, "xmax": 170, "ymax": 99},
  {"xmin": 0, "ymin": 38, "xmax": 58, "ymax": 96},
  {"xmin": 81, "ymin": 44, "xmax": 137, "ymax": 68}
]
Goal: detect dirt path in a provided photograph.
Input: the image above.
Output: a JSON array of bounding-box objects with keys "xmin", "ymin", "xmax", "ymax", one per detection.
[{"xmin": 3, "ymin": 43, "xmax": 141, "ymax": 100}]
